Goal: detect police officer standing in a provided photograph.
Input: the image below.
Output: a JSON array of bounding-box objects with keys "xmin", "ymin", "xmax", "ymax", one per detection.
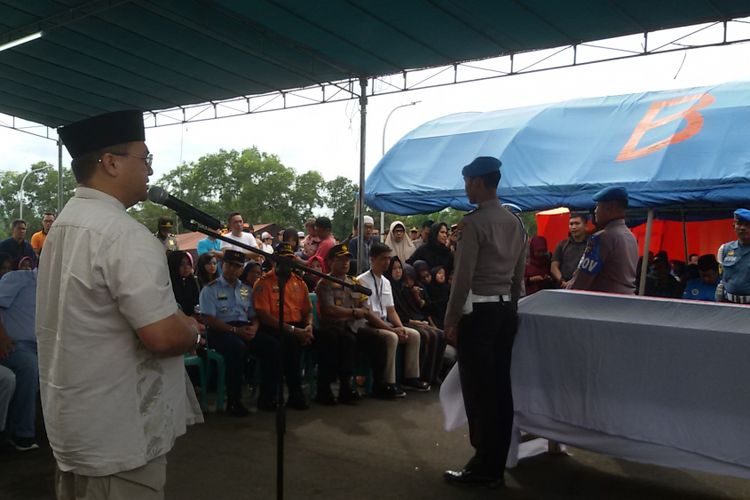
[
  {"xmin": 199, "ymin": 249, "xmax": 280, "ymax": 416},
  {"xmin": 443, "ymin": 157, "xmax": 526, "ymax": 488},
  {"xmin": 155, "ymin": 215, "xmax": 179, "ymax": 251},
  {"xmin": 568, "ymin": 186, "xmax": 638, "ymax": 294},
  {"xmin": 716, "ymin": 209, "xmax": 750, "ymax": 304}
]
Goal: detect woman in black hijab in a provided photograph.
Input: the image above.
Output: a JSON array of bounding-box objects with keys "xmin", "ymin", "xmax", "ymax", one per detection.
[
  {"xmin": 407, "ymin": 222, "xmax": 453, "ymax": 274},
  {"xmin": 167, "ymin": 250, "xmax": 201, "ymax": 316},
  {"xmin": 386, "ymin": 256, "xmax": 446, "ymax": 385}
]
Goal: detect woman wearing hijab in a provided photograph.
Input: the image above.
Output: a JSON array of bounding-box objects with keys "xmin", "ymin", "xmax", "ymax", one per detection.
[
  {"xmin": 525, "ymin": 235, "xmax": 553, "ymax": 295},
  {"xmin": 427, "ymin": 265, "xmax": 450, "ymax": 329},
  {"xmin": 407, "ymin": 222, "xmax": 453, "ymax": 274},
  {"xmin": 386, "ymin": 257, "xmax": 446, "ymax": 385},
  {"xmin": 384, "ymin": 220, "xmax": 415, "ymax": 264},
  {"xmin": 167, "ymin": 250, "xmax": 201, "ymax": 316}
]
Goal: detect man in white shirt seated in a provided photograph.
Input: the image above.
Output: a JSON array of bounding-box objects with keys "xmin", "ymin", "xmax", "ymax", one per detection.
[{"xmin": 357, "ymin": 242, "xmax": 430, "ymax": 399}]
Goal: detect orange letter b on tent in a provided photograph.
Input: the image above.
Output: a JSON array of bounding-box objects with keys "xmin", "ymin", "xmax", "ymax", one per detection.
[{"xmin": 616, "ymin": 93, "xmax": 715, "ymax": 162}]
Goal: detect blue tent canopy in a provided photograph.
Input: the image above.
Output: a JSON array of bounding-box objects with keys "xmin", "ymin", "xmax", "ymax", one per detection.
[{"xmin": 365, "ymin": 81, "xmax": 750, "ymax": 215}]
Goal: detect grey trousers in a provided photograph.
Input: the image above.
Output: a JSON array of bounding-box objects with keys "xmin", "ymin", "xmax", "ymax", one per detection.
[
  {"xmin": 55, "ymin": 455, "xmax": 167, "ymax": 500},
  {"xmin": 0, "ymin": 364, "xmax": 15, "ymax": 431}
]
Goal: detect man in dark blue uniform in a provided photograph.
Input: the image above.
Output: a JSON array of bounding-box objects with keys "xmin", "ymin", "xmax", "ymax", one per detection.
[
  {"xmin": 716, "ymin": 209, "xmax": 750, "ymax": 304},
  {"xmin": 199, "ymin": 249, "xmax": 280, "ymax": 416}
]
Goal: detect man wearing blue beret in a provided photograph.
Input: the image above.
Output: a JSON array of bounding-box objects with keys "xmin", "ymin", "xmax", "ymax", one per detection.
[
  {"xmin": 443, "ymin": 156, "xmax": 526, "ymax": 488},
  {"xmin": 567, "ymin": 186, "xmax": 638, "ymax": 294},
  {"xmin": 715, "ymin": 209, "xmax": 750, "ymax": 304}
]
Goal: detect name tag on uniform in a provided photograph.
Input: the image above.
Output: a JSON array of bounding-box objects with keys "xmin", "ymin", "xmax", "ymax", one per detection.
[{"xmin": 217, "ymin": 293, "xmax": 228, "ymax": 301}]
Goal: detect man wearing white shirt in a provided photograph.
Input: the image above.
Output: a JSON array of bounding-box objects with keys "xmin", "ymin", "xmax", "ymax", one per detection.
[
  {"xmin": 221, "ymin": 212, "xmax": 259, "ymax": 261},
  {"xmin": 357, "ymin": 242, "xmax": 429, "ymax": 399}
]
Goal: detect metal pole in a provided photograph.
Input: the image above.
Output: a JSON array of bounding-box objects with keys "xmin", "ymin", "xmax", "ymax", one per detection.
[
  {"xmin": 357, "ymin": 77, "xmax": 367, "ymax": 274},
  {"xmin": 58, "ymin": 140, "xmax": 64, "ymax": 214},
  {"xmin": 19, "ymin": 164, "xmax": 52, "ymax": 219},
  {"xmin": 380, "ymin": 101, "xmax": 420, "ymax": 239},
  {"xmin": 681, "ymin": 209, "xmax": 689, "ymax": 262},
  {"xmin": 638, "ymin": 209, "xmax": 655, "ymax": 296}
]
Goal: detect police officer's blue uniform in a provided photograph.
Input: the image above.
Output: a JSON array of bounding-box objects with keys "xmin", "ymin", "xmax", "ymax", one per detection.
[
  {"xmin": 717, "ymin": 209, "xmax": 750, "ymax": 304},
  {"xmin": 199, "ymin": 276, "xmax": 280, "ymax": 411}
]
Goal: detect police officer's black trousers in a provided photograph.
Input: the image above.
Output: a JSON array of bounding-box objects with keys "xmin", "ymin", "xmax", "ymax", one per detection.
[
  {"xmin": 209, "ymin": 323, "xmax": 280, "ymax": 405},
  {"xmin": 457, "ymin": 302, "xmax": 518, "ymax": 476},
  {"xmin": 315, "ymin": 326, "xmax": 356, "ymax": 387}
]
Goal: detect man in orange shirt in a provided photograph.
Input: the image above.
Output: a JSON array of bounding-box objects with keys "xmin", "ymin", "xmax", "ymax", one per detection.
[
  {"xmin": 30, "ymin": 212, "xmax": 55, "ymax": 257},
  {"xmin": 253, "ymin": 242, "xmax": 313, "ymax": 410}
]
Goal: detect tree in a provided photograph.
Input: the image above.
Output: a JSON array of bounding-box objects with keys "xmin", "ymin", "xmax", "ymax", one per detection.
[
  {"xmin": 0, "ymin": 163, "xmax": 75, "ymax": 239},
  {"xmin": 322, "ymin": 176, "xmax": 357, "ymax": 240}
]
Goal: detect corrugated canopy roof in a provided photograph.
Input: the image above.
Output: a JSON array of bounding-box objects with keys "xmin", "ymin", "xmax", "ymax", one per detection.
[{"xmin": 2, "ymin": 0, "xmax": 750, "ymax": 128}]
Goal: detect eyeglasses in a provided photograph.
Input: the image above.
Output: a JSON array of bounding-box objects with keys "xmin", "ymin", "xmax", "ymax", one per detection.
[{"xmin": 111, "ymin": 152, "xmax": 153, "ymax": 168}]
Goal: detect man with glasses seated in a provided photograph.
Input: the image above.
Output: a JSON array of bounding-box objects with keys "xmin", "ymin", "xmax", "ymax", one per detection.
[{"xmin": 199, "ymin": 250, "xmax": 281, "ymax": 416}]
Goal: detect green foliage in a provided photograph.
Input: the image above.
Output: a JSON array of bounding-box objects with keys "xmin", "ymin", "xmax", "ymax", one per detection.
[{"xmin": 0, "ymin": 163, "xmax": 75, "ymax": 239}]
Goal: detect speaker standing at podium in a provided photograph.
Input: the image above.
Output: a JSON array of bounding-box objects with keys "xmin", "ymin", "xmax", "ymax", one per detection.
[{"xmin": 36, "ymin": 110, "xmax": 204, "ymax": 500}]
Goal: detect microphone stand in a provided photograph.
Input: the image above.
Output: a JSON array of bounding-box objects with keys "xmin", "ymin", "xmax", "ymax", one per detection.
[{"xmin": 181, "ymin": 220, "xmax": 370, "ymax": 500}]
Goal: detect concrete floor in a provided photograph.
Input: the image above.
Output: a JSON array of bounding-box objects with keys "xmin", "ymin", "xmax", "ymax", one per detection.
[{"xmin": 2, "ymin": 390, "xmax": 750, "ymax": 499}]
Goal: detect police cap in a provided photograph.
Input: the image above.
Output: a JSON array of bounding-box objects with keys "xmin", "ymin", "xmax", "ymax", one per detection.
[
  {"xmin": 734, "ymin": 208, "xmax": 750, "ymax": 223},
  {"xmin": 223, "ymin": 249, "xmax": 245, "ymax": 265},
  {"xmin": 461, "ymin": 156, "xmax": 502, "ymax": 177},
  {"xmin": 326, "ymin": 243, "xmax": 352, "ymax": 261},
  {"xmin": 273, "ymin": 242, "xmax": 295, "ymax": 257},
  {"xmin": 593, "ymin": 186, "xmax": 628, "ymax": 203},
  {"xmin": 58, "ymin": 110, "xmax": 146, "ymax": 159}
]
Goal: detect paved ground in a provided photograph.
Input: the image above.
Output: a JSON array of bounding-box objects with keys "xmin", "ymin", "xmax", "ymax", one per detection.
[{"xmin": 3, "ymin": 390, "xmax": 749, "ymax": 499}]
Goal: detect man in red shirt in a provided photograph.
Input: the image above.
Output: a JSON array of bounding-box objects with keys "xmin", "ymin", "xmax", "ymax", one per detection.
[{"xmin": 313, "ymin": 216, "xmax": 336, "ymax": 272}]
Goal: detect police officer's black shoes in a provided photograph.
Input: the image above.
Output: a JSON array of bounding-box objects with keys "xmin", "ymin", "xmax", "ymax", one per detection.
[
  {"xmin": 403, "ymin": 378, "xmax": 431, "ymax": 392},
  {"xmin": 443, "ymin": 468, "xmax": 504, "ymax": 488},
  {"xmin": 373, "ymin": 383, "xmax": 405, "ymax": 399},
  {"xmin": 227, "ymin": 399, "xmax": 250, "ymax": 417}
]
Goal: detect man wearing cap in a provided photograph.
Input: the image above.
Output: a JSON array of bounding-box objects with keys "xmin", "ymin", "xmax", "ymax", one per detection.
[
  {"xmin": 409, "ymin": 227, "xmax": 420, "ymax": 242},
  {"xmin": 716, "ymin": 209, "xmax": 750, "ymax": 304},
  {"xmin": 254, "ymin": 242, "xmax": 314, "ymax": 410},
  {"xmin": 155, "ymin": 216, "xmax": 179, "ymax": 251},
  {"xmin": 443, "ymin": 156, "xmax": 526, "ymax": 488},
  {"xmin": 314, "ymin": 244, "xmax": 368, "ymax": 405},
  {"xmin": 567, "ymin": 186, "xmax": 638, "ymax": 294},
  {"xmin": 38, "ymin": 110, "xmax": 203, "ymax": 499},
  {"xmin": 199, "ymin": 249, "xmax": 281, "ymax": 415}
]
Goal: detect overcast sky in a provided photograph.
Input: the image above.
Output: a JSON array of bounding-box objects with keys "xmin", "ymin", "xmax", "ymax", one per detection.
[{"xmin": 3, "ymin": 28, "xmax": 750, "ymax": 187}]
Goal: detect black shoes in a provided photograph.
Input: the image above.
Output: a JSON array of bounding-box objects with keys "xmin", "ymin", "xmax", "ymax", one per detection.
[
  {"xmin": 10, "ymin": 436, "xmax": 39, "ymax": 451},
  {"xmin": 403, "ymin": 378, "xmax": 431, "ymax": 392},
  {"xmin": 373, "ymin": 383, "xmax": 406, "ymax": 399},
  {"xmin": 227, "ymin": 399, "xmax": 250, "ymax": 417},
  {"xmin": 443, "ymin": 468, "xmax": 504, "ymax": 488}
]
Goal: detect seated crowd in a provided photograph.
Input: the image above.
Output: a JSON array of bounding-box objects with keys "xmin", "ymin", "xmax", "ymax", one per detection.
[{"xmin": 0, "ymin": 204, "xmax": 739, "ymax": 447}]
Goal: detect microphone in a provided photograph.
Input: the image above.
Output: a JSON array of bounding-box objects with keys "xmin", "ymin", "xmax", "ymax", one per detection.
[{"xmin": 147, "ymin": 186, "xmax": 222, "ymax": 230}]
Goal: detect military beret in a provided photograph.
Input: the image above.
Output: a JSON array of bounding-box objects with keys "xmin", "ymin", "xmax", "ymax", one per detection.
[
  {"xmin": 593, "ymin": 186, "xmax": 628, "ymax": 203},
  {"xmin": 223, "ymin": 249, "xmax": 245, "ymax": 265},
  {"xmin": 461, "ymin": 156, "xmax": 502, "ymax": 177},
  {"xmin": 734, "ymin": 208, "xmax": 750, "ymax": 223},
  {"xmin": 58, "ymin": 110, "xmax": 146, "ymax": 158}
]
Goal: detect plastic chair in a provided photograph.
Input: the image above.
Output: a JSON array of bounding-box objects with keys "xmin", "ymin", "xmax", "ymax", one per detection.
[
  {"xmin": 184, "ymin": 354, "xmax": 208, "ymax": 412},
  {"xmin": 204, "ymin": 349, "xmax": 226, "ymax": 412}
]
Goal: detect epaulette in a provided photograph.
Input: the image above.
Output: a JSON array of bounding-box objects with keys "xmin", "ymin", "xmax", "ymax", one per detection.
[{"xmin": 465, "ymin": 208, "xmax": 478, "ymax": 217}]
